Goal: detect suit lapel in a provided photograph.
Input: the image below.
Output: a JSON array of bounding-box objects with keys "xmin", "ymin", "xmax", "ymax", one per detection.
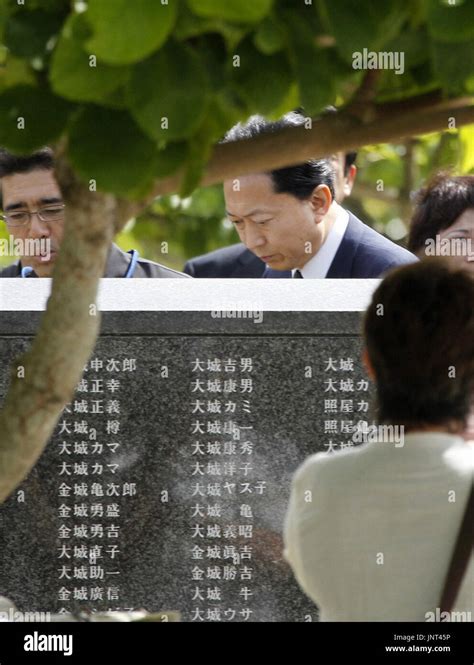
[{"xmin": 326, "ymin": 212, "xmax": 364, "ymax": 278}]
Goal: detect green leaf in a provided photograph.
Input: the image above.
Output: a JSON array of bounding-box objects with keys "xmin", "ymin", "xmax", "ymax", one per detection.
[
  {"xmin": 319, "ymin": 0, "xmax": 408, "ymax": 63},
  {"xmin": 98, "ymin": 85, "xmax": 131, "ymax": 110},
  {"xmin": 253, "ymin": 15, "xmax": 286, "ymax": 54},
  {"xmin": 128, "ymin": 41, "xmax": 210, "ymax": 141},
  {"xmin": 283, "ymin": 11, "xmax": 335, "ymax": 115},
  {"xmin": 385, "ymin": 27, "xmax": 431, "ymax": 71},
  {"xmin": 187, "ymin": 0, "xmax": 273, "ymax": 23},
  {"xmin": 200, "ymin": 92, "xmax": 243, "ymax": 143},
  {"xmin": 375, "ymin": 63, "xmax": 437, "ymax": 104},
  {"xmin": 195, "ymin": 36, "xmax": 228, "ymax": 92},
  {"xmin": 427, "ymin": 0, "xmax": 474, "ymax": 43},
  {"xmin": 0, "ymin": 85, "xmax": 71, "ymax": 153},
  {"xmin": 185, "ymin": 185, "xmax": 225, "ymax": 217},
  {"xmin": 174, "ymin": 8, "xmax": 249, "ymax": 49},
  {"xmin": 363, "ymin": 155, "xmax": 404, "ymax": 189},
  {"xmin": 3, "ymin": 8, "xmax": 64, "ymax": 59},
  {"xmin": 155, "ymin": 142, "xmax": 188, "ymax": 178},
  {"xmin": 231, "ymin": 38, "xmax": 293, "ymax": 115},
  {"xmin": 178, "ymin": 141, "xmax": 211, "ymax": 199},
  {"xmin": 68, "ymin": 107, "xmax": 159, "ymax": 197},
  {"xmin": 85, "ymin": 0, "xmax": 177, "ymax": 65},
  {"xmin": 266, "ymin": 82, "xmax": 300, "ymax": 120},
  {"xmin": 465, "ymin": 72, "xmax": 474, "ymax": 95},
  {"xmin": 50, "ymin": 15, "xmax": 129, "ymax": 103},
  {"xmin": 0, "ymin": 55, "xmax": 36, "ymax": 93},
  {"xmin": 20, "ymin": 0, "xmax": 70, "ymax": 11},
  {"xmin": 178, "ymin": 95, "xmax": 237, "ymax": 196},
  {"xmin": 410, "ymin": 61, "xmax": 437, "ymax": 88},
  {"xmin": 0, "ymin": 3, "xmax": 9, "ymax": 42},
  {"xmin": 431, "ymin": 39, "xmax": 474, "ymax": 94},
  {"xmin": 179, "ymin": 146, "xmax": 207, "ymax": 198}
]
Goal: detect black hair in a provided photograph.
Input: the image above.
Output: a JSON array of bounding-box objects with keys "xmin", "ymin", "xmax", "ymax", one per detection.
[
  {"xmin": 408, "ymin": 172, "xmax": 474, "ymax": 254},
  {"xmin": 0, "ymin": 147, "xmax": 54, "ymax": 207},
  {"xmin": 222, "ymin": 113, "xmax": 336, "ymax": 201},
  {"xmin": 364, "ymin": 259, "xmax": 474, "ymax": 429},
  {"xmin": 344, "ymin": 151, "xmax": 357, "ymax": 175},
  {"xmin": 0, "ymin": 147, "xmax": 54, "ymax": 178}
]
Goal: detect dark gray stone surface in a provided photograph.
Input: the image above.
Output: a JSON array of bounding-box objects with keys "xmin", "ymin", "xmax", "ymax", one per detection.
[
  {"xmin": 0, "ymin": 311, "xmax": 363, "ymax": 336},
  {"xmin": 0, "ymin": 312, "xmax": 375, "ymax": 621}
]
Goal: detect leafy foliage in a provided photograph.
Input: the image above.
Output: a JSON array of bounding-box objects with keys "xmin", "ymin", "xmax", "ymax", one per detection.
[
  {"xmin": 128, "ymin": 41, "xmax": 210, "ymax": 141},
  {"xmin": 68, "ymin": 106, "xmax": 159, "ymax": 198},
  {"xmin": 85, "ymin": 0, "xmax": 176, "ymax": 65},
  {"xmin": 0, "ymin": 0, "xmax": 473, "ymax": 262},
  {"xmin": 0, "ymin": 0, "xmax": 472, "ymax": 198},
  {"xmin": 50, "ymin": 14, "xmax": 130, "ymax": 104},
  {"xmin": 0, "ymin": 84, "xmax": 71, "ymax": 152}
]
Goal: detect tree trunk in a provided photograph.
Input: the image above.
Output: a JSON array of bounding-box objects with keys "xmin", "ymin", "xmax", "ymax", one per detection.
[{"xmin": 0, "ymin": 166, "xmax": 133, "ymax": 504}]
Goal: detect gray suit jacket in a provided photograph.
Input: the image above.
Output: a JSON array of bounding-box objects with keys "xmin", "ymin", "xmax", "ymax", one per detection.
[{"xmin": 0, "ymin": 243, "xmax": 189, "ymax": 278}]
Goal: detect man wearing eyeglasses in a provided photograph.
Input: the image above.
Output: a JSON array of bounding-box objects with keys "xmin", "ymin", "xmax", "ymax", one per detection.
[{"xmin": 0, "ymin": 147, "xmax": 188, "ymax": 278}]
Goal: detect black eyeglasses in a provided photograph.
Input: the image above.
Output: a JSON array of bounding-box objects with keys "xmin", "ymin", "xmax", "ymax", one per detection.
[{"xmin": 0, "ymin": 204, "xmax": 65, "ymax": 227}]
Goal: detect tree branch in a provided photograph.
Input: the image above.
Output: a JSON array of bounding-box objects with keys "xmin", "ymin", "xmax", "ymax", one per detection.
[
  {"xmin": 345, "ymin": 69, "xmax": 383, "ymax": 122},
  {"xmin": 146, "ymin": 97, "xmax": 474, "ymax": 200}
]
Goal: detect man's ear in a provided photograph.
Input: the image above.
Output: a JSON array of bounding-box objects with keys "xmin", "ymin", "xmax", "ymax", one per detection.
[
  {"xmin": 310, "ymin": 184, "xmax": 332, "ymax": 220},
  {"xmin": 362, "ymin": 347, "xmax": 376, "ymax": 381}
]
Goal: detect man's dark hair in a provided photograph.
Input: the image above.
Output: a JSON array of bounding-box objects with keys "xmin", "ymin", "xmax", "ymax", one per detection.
[
  {"xmin": 0, "ymin": 147, "xmax": 54, "ymax": 208},
  {"xmin": 344, "ymin": 151, "xmax": 357, "ymax": 176},
  {"xmin": 408, "ymin": 173, "xmax": 474, "ymax": 254},
  {"xmin": 364, "ymin": 259, "xmax": 474, "ymax": 430},
  {"xmin": 222, "ymin": 112, "xmax": 336, "ymax": 201}
]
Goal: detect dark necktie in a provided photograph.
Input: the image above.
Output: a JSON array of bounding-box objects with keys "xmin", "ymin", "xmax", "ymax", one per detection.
[{"xmin": 293, "ymin": 270, "xmax": 303, "ymax": 278}]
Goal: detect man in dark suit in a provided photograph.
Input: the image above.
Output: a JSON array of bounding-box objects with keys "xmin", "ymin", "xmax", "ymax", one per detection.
[
  {"xmin": 183, "ymin": 148, "xmax": 359, "ymax": 278},
  {"xmin": 220, "ymin": 112, "xmax": 416, "ymax": 279},
  {"xmin": 183, "ymin": 242, "xmax": 265, "ymax": 278},
  {"xmin": 262, "ymin": 211, "xmax": 416, "ymax": 278}
]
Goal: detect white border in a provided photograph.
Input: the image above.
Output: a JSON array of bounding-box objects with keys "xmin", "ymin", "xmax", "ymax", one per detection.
[{"xmin": 0, "ymin": 279, "xmax": 380, "ymax": 312}]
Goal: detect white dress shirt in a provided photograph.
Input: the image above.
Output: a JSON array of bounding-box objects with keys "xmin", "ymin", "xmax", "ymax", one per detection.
[
  {"xmin": 284, "ymin": 432, "xmax": 474, "ymax": 621},
  {"xmin": 291, "ymin": 207, "xmax": 349, "ymax": 278}
]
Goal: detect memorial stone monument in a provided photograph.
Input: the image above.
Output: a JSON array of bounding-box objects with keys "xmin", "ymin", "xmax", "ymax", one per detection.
[{"xmin": 0, "ymin": 281, "xmax": 377, "ymax": 621}]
